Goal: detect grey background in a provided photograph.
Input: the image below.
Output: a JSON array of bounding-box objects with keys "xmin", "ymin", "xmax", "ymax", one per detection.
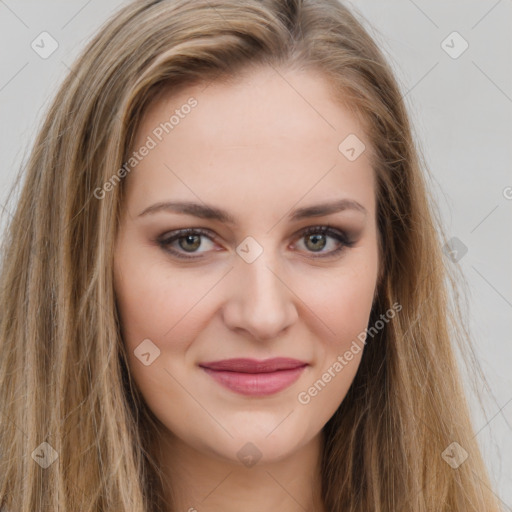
[{"xmin": 1, "ymin": 0, "xmax": 511, "ymax": 507}]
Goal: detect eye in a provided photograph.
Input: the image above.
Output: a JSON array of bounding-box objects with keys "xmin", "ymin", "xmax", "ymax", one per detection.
[
  {"xmin": 156, "ymin": 228, "xmax": 218, "ymax": 259},
  {"xmin": 156, "ymin": 225, "xmax": 354, "ymax": 260},
  {"xmin": 293, "ymin": 225, "xmax": 354, "ymax": 258}
]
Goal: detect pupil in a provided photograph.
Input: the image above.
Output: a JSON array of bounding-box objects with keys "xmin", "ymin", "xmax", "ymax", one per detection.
[
  {"xmin": 180, "ymin": 235, "xmax": 200, "ymax": 252},
  {"xmin": 307, "ymin": 234, "xmax": 326, "ymax": 251}
]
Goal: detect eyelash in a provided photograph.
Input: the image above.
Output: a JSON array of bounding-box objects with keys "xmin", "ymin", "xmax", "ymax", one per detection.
[{"xmin": 156, "ymin": 225, "xmax": 354, "ymax": 261}]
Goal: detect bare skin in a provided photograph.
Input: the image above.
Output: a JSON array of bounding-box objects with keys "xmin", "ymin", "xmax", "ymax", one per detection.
[{"xmin": 113, "ymin": 65, "xmax": 380, "ymax": 512}]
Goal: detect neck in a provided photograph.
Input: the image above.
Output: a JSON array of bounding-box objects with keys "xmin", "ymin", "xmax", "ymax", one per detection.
[{"xmin": 151, "ymin": 426, "xmax": 326, "ymax": 512}]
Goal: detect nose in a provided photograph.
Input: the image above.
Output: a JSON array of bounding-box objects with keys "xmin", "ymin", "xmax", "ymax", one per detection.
[{"xmin": 221, "ymin": 249, "xmax": 299, "ymax": 341}]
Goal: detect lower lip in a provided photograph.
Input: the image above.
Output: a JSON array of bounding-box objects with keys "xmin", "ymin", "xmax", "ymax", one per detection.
[{"xmin": 200, "ymin": 366, "xmax": 307, "ymax": 396}]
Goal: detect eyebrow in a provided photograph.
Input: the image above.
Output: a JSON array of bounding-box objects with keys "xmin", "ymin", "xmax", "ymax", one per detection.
[{"xmin": 137, "ymin": 198, "xmax": 367, "ymax": 223}]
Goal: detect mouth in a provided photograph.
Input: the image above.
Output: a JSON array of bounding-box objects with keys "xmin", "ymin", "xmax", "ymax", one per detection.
[{"xmin": 198, "ymin": 357, "xmax": 308, "ymax": 397}]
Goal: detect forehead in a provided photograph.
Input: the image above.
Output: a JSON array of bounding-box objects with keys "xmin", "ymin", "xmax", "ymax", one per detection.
[{"xmin": 125, "ymin": 66, "xmax": 375, "ymax": 219}]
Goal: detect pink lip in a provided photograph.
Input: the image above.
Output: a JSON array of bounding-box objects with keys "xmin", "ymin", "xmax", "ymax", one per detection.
[{"xmin": 199, "ymin": 358, "xmax": 308, "ymax": 396}]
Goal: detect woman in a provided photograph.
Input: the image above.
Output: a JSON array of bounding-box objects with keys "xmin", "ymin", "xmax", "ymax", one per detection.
[{"xmin": 0, "ymin": 0, "xmax": 502, "ymax": 510}]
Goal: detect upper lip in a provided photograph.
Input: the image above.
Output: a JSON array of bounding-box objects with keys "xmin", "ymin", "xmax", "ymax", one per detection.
[{"xmin": 199, "ymin": 357, "xmax": 308, "ymax": 373}]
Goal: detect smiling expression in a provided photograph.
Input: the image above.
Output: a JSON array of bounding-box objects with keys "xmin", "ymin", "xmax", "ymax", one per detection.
[{"xmin": 113, "ymin": 65, "xmax": 380, "ymax": 464}]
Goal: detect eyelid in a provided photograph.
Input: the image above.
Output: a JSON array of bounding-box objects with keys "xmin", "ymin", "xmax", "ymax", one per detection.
[{"xmin": 156, "ymin": 227, "xmax": 219, "ymax": 257}]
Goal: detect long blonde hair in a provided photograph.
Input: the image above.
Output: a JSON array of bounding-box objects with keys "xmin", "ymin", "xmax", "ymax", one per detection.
[{"xmin": 0, "ymin": 0, "xmax": 502, "ymax": 510}]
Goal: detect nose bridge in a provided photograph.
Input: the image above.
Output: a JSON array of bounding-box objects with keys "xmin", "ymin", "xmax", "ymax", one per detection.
[{"xmin": 222, "ymin": 243, "xmax": 298, "ymax": 340}]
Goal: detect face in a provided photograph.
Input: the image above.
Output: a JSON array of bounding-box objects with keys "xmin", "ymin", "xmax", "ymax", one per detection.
[{"xmin": 113, "ymin": 65, "xmax": 380, "ymax": 465}]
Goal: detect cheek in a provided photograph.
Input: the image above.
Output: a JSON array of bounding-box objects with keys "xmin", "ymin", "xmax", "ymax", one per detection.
[
  {"xmin": 294, "ymin": 266, "xmax": 374, "ymax": 417},
  {"xmin": 331, "ymin": 276, "xmax": 375, "ymax": 345},
  {"xmin": 114, "ymin": 245, "xmax": 209, "ymax": 346},
  {"xmin": 113, "ymin": 250, "xmax": 202, "ymax": 416},
  {"xmin": 113, "ymin": 247, "xmax": 226, "ymax": 415},
  {"xmin": 302, "ymin": 274, "xmax": 371, "ymax": 382},
  {"xmin": 295, "ymin": 254, "xmax": 378, "ymax": 346}
]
